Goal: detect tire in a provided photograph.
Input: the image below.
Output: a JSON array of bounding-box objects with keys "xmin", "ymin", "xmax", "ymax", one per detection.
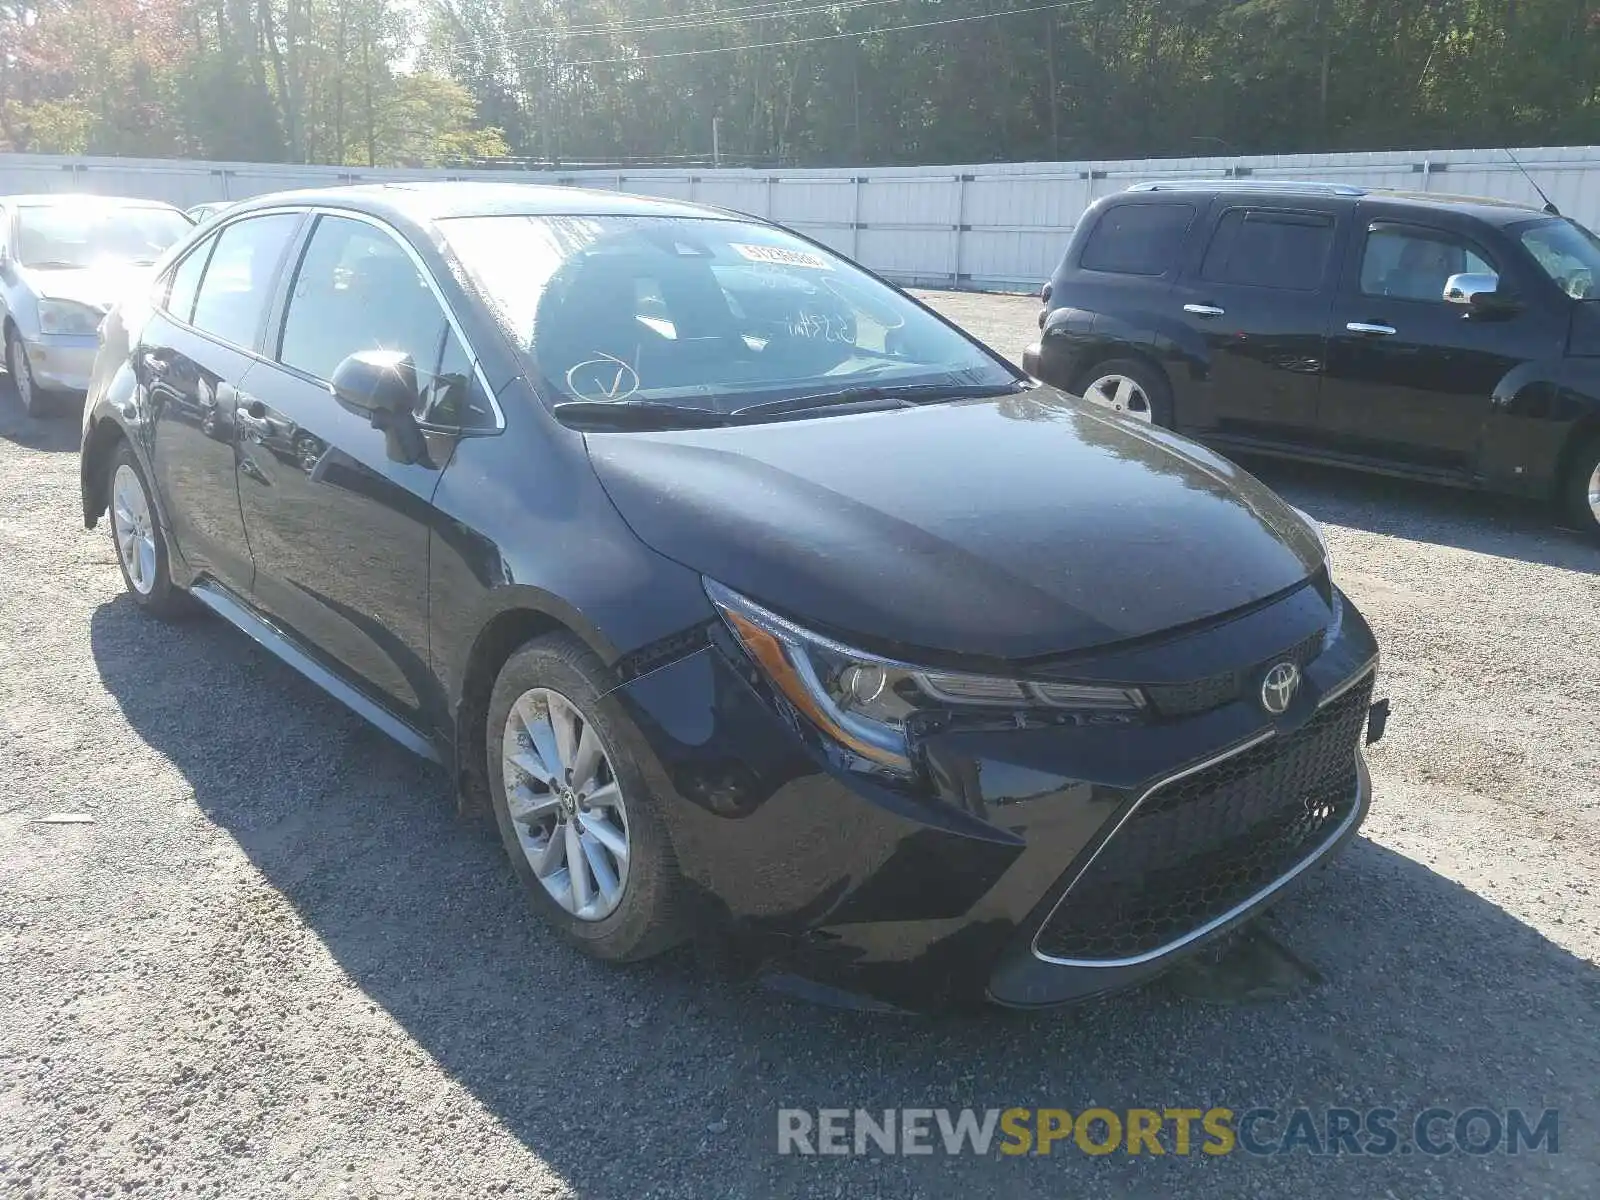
[
  {"xmin": 106, "ymin": 442, "xmax": 188, "ymax": 617},
  {"xmin": 7, "ymin": 327, "xmax": 50, "ymax": 418},
  {"xmin": 1073, "ymin": 356, "xmax": 1174, "ymax": 427},
  {"xmin": 1559, "ymin": 434, "xmax": 1600, "ymax": 541},
  {"xmin": 486, "ymin": 633, "xmax": 686, "ymax": 962}
]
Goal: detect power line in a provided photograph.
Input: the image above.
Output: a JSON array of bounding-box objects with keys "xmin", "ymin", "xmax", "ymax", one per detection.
[
  {"xmin": 555, "ymin": 0, "xmax": 1091, "ymax": 69},
  {"xmin": 441, "ymin": 0, "xmax": 914, "ymax": 66}
]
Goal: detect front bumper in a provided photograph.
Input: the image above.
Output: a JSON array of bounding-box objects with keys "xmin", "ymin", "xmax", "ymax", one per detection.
[
  {"xmin": 24, "ymin": 333, "xmax": 96, "ymax": 392},
  {"xmin": 613, "ymin": 583, "xmax": 1382, "ymax": 1011}
]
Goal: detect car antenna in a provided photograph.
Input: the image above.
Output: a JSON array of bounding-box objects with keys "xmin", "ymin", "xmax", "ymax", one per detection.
[{"xmin": 1505, "ymin": 148, "xmax": 1561, "ymax": 216}]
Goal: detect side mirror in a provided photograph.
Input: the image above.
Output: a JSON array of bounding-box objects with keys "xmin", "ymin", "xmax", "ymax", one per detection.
[
  {"xmin": 331, "ymin": 349, "xmax": 419, "ymax": 419},
  {"xmin": 1443, "ymin": 272, "xmax": 1514, "ymax": 314},
  {"xmin": 330, "ymin": 349, "xmax": 428, "ymax": 465}
]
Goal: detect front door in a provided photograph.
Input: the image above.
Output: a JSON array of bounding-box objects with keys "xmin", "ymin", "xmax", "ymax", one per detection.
[
  {"xmin": 145, "ymin": 212, "xmax": 302, "ymax": 593},
  {"xmin": 1321, "ymin": 219, "xmax": 1542, "ymax": 470},
  {"xmin": 1172, "ymin": 203, "xmax": 1341, "ymax": 440},
  {"xmin": 233, "ymin": 213, "xmax": 466, "ymax": 729}
]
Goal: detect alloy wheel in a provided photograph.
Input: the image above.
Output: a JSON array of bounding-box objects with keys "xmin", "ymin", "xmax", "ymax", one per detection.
[
  {"xmin": 111, "ymin": 464, "xmax": 158, "ymax": 596},
  {"xmin": 501, "ymin": 687, "xmax": 631, "ymax": 921},
  {"xmin": 1081, "ymin": 373, "xmax": 1153, "ymax": 423}
]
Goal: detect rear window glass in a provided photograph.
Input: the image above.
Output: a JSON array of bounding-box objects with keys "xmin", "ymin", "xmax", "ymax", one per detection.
[
  {"xmin": 1200, "ymin": 210, "xmax": 1334, "ymax": 291},
  {"xmin": 1079, "ymin": 203, "xmax": 1194, "ymax": 276}
]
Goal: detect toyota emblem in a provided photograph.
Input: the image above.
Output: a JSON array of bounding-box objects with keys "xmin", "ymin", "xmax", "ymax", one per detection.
[{"xmin": 1260, "ymin": 661, "xmax": 1301, "ymax": 715}]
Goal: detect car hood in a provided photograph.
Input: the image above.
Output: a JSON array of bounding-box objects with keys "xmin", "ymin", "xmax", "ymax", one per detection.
[
  {"xmin": 20, "ymin": 263, "xmax": 149, "ymax": 311},
  {"xmin": 584, "ymin": 389, "xmax": 1324, "ymax": 662}
]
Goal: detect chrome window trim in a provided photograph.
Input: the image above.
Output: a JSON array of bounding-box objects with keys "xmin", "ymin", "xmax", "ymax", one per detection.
[
  {"xmin": 1030, "ymin": 660, "xmax": 1378, "ymax": 971},
  {"xmin": 155, "ymin": 203, "xmax": 505, "ymax": 434}
]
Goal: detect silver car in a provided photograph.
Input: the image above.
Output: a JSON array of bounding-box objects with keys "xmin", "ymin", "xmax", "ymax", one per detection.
[{"xmin": 1, "ymin": 194, "xmax": 193, "ymax": 415}]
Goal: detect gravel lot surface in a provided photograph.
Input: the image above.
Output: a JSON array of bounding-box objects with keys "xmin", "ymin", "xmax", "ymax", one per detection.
[{"xmin": 2, "ymin": 290, "xmax": 1598, "ymax": 1200}]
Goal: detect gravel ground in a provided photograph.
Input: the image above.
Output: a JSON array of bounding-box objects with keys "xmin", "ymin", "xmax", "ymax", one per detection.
[{"xmin": 2, "ymin": 291, "xmax": 1598, "ymax": 1200}]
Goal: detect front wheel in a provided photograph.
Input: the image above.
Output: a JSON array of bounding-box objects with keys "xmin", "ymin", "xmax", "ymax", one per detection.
[
  {"xmin": 7, "ymin": 329, "xmax": 49, "ymax": 418},
  {"xmin": 486, "ymin": 633, "xmax": 686, "ymax": 962},
  {"xmin": 107, "ymin": 443, "xmax": 188, "ymax": 617},
  {"xmin": 1560, "ymin": 434, "xmax": 1600, "ymax": 541},
  {"xmin": 1073, "ymin": 357, "xmax": 1174, "ymax": 427}
]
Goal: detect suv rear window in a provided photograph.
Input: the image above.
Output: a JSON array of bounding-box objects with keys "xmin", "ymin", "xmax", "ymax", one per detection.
[
  {"xmin": 1079, "ymin": 203, "xmax": 1194, "ymax": 276},
  {"xmin": 1200, "ymin": 209, "xmax": 1334, "ymax": 291}
]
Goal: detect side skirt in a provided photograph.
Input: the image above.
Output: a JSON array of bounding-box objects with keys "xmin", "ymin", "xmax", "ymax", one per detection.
[{"xmin": 189, "ymin": 580, "xmax": 442, "ymax": 764}]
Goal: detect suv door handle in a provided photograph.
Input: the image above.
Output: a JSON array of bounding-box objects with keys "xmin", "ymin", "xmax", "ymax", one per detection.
[
  {"xmin": 1346, "ymin": 321, "xmax": 1397, "ymax": 336},
  {"xmin": 1184, "ymin": 303, "xmax": 1226, "ymax": 318}
]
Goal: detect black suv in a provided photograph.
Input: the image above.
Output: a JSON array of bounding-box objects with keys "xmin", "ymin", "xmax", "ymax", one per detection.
[{"xmin": 1023, "ymin": 180, "xmax": 1600, "ymax": 537}]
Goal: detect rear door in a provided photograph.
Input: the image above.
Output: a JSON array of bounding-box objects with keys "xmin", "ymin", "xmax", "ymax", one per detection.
[
  {"xmin": 233, "ymin": 211, "xmax": 486, "ymax": 729},
  {"xmin": 1171, "ymin": 202, "xmax": 1341, "ymax": 439},
  {"xmin": 1320, "ymin": 214, "xmax": 1542, "ymax": 468},
  {"xmin": 143, "ymin": 212, "xmax": 303, "ymax": 593}
]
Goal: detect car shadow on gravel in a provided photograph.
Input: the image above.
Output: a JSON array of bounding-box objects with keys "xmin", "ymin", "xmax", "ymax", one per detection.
[
  {"xmin": 0, "ymin": 377, "xmax": 80, "ymax": 451},
  {"xmin": 89, "ymin": 597, "xmax": 1599, "ymax": 1197},
  {"xmin": 1243, "ymin": 456, "xmax": 1600, "ymax": 574}
]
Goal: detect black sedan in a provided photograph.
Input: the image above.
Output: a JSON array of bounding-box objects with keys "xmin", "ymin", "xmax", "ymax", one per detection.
[{"xmin": 79, "ymin": 183, "xmax": 1386, "ymax": 1011}]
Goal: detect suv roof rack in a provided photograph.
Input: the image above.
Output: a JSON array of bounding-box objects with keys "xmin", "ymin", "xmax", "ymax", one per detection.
[{"xmin": 1127, "ymin": 179, "xmax": 1368, "ymax": 197}]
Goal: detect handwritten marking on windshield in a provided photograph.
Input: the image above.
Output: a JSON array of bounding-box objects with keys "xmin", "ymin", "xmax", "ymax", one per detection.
[{"xmin": 566, "ymin": 352, "xmax": 641, "ymax": 402}]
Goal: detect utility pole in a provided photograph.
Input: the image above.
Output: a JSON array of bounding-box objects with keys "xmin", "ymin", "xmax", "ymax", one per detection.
[
  {"xmin": 712, "ymin": 115, "xmax": 721, "ymax": 168},
  {"xmin": 1045, "ymin": 13, "xmax": 1059, "ymax": 160}
]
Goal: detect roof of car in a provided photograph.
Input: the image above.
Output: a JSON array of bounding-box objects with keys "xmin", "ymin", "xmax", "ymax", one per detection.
[
  {"xmin": 225, "ymin": 181, "xmax": 742, "ymax": 225},
  {"xmin": 1123, "ymin": 180, "xmax": 1558, "ymax": 227},
  {"xmin": 0, "ymin": 193, "xmax": 185, "ymax": 211}
]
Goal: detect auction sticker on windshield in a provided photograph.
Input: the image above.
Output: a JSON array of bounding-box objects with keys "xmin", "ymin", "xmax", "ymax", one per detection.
[{"xmin": 732, "ymin": 243, "xmax": 835, "ymax": 270}]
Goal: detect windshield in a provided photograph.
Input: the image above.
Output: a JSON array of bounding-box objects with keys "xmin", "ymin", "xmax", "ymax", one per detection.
[
  {"xmin": 1515, "ymin": 217, "xmax": 1600, "ymax": 299},
  {"xmin": 14, "ymin": 204, "xmax": 192, "ymax": 270},
  {"xmin": 439, "ymin": 214, "xmax": 1014, "ymax": 419}
]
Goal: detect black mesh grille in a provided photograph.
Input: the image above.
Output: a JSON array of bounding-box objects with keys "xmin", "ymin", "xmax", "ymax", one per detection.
[
  {"xmin": 1035, "ymin": 676, "xmax": 1372, "ymax": 963},
  {"xmin": 1145, "ymin": 629, "xmax": 1326, "ymax": 718}
]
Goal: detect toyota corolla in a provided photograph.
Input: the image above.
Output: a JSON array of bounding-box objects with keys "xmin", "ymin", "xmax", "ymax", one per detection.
[{"xmin": 79, "ymin": 183, "xmax": 1387, "ymax": 1011}]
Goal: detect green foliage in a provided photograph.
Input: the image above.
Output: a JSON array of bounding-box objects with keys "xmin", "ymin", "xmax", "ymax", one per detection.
[{"xmin": 0, "ymin": 0, "xmax": 1596, "ymax": 166}]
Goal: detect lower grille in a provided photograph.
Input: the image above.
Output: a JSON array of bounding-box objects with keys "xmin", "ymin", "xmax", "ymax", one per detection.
[{"xmin": 1035, "ymin": 676, "xmax": 1373, "ymax": 963}]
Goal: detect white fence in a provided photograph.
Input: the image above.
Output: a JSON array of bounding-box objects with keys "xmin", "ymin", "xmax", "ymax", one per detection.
[{"xmin": 4, "ymin": 146, "xmax": 1600, "ymax": 291}]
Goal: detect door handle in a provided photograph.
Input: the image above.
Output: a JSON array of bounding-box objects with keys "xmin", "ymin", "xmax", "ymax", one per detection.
[
  {"xmin": 235, "ymin": 397, "xmax": 272, "ymax": 442},
  {"xmin": 1184, "ymin": 303, "xmax": 1226, "ymax": 318},
  {"xmin": 1346, "ymin": 321, "xmax": 1397, "ymax": 336}
]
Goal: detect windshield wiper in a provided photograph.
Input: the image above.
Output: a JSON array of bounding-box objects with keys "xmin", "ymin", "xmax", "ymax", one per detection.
[
  {"xmin": 22, "ymin": 260, "xmax": 83, "ymax": 270},
  {"xmin": 550, "ymin": 400, "xmax": 730, "ymax": 430},
  {"xmin": 731, "ymin": 379, "xmax": 1024, "ymax": 419}
]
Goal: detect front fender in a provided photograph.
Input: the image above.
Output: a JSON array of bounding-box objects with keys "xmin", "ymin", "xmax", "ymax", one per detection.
[{"xmin": 1480, "ymin": 358, "xmax": 1600, "ymax": 495}]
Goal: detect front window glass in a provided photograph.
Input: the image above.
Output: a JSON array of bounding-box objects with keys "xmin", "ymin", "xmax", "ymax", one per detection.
[
  {"xmin": 279, "ymin": 216, "xmax": 447, "ymax": 386},
  {"xmin": 1359, "ymin": 228, "xmax": 1494, "ymax": 301},
  {"xmin": 1516, "ymin": 217, "xmax": 1600, "ymax": 299},
  {"xmin": 439, "ymin": 215, "xmax": 1012, "ymax": 416},
  {"xmin": 14, "ymin": 204, "xmax": 192, "ymax": 270}
]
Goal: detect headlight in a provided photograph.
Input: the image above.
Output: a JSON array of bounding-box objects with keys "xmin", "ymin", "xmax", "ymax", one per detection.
[
  {"xmin": 705, "ymin": 580, "xmax": 1144, "ymax": 776},
  {"xmin": 37, "ymin": 299, "xmax": 103, "ymax": 336}
]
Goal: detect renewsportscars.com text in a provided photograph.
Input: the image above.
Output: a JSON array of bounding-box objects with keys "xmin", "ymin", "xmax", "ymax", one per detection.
[{"xmin": 777, "ymin": 1106, "xmax": 1560, "ymax": 1157}]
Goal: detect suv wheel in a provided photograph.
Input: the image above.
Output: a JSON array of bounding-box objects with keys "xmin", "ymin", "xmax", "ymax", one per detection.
[
  {"xmin": 107, "ymin": 443, "xmax": 188, "ymax": 616},
  {"xmin": 1561, "ymin": 434, "xmax": 1600, "ymax": 540},
  {"xmin": 486, "ymin": 633, "xmax": 686, "ymax": 962},
  {"xmin": 1075, "ymin": 358, "xmax": 1173, "ymax": 427}
]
